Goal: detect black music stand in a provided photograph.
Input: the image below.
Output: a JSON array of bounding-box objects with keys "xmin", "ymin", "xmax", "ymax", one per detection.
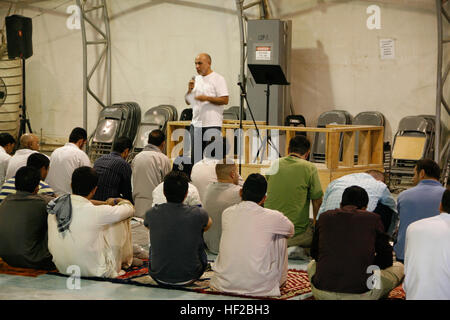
[{"xmin": 247, "ymin": 64, "xmax": 290, "ymax": 158}]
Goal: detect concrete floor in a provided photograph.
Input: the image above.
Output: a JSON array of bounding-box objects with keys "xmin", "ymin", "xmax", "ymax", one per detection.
[{"xmin": 0, "ymin": 220, "xmax": 309, "ymax": 300}]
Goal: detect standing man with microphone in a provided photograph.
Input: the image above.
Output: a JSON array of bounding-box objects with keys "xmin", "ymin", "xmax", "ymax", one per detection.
[{"xmin": 185, "ymin": 53, "xmax": 229, "ymax": 164}]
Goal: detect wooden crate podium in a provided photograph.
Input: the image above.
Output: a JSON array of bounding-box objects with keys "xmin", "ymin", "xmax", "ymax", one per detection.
[{"xmin": 166, "ymin": 120, "xmax": 384, "ymax": 191}]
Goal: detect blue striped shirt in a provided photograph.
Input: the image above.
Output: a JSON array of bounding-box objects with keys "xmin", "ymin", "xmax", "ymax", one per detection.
[{"xmin": 0, "ymin": 177, "xmax": 56, "ymax": 203}]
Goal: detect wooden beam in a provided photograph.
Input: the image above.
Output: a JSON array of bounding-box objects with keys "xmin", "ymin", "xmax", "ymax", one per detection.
[
  {"xmin": 325, "ymin": 132, "xmax": 340, "ymax": 169},
  {"xmin": 341, "ymin": 131, "xmax": 355, "ymax": 167},
  {"xmin": 357, "ymin": 130, "xmax": 372, "ymax": 165}
]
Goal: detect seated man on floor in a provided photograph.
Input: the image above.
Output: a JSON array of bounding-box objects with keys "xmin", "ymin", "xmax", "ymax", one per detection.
[
  {"xmin": 131, "ymin": 129, "xmax": 172, "ymax": 218},
  {"xmin": 0, "ymin": 132, "xmax": 15, "ymax": 185},
  {"xmin": 203, "ymin": 161, "xmax": 241, "ymax": 254},
  {"xmin": 210, "ymin": 174, "xmax": 294, "ymax": 297},
  {"xmin": 0, "ymin": 153, "xmax": 55, "ymax": 203},
  {"xmin": 404, "ymin": 189, "xmax": 450, "ymax": 300},
  {"xmin": 0, "ymin": 166, "xmax": 56, "ymax": 270},
  {"xmin": 264, "ymin": 135, "xmax": 323, "ymax": 258},
  {"xmin": 47, "ymin": 166, "xmax": 135, "ymax": 278},
  {"xmin": 144, "ymin": 170, "xmax": 212, "ymax": 287},
  {"xmin": 318, "ymin": 170, "xmax": 397, "ymax": 236},
  {"xmin": 93, "ymin": 136, "xmax": 133, "ymax": 203},
  {"xmin": 393, "ymin": 159, "xmax": 445, "ymax": 263},
  {"xmin": 308, "ymin": 186, "xmax": 404, "ymax": 300},
  {"xmin": 191, "ymin": 137, "xmax": 243, "ymax": 204},
  {"xmin": 151, "ymin": 156, "xmax": 202, "ymax": 207},
  {"xmin": 5, "ymin": 133, "xmax": 41, "ymax": 180},
  {"xmin": 45, "ymin": 127, "xmax": 91, "ymax": 195}
]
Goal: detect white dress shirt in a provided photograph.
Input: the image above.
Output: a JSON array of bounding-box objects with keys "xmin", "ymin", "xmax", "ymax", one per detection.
[
  {"xmin": 203, "ymin": 182, "xmax": 242, "ymax": 254},
  {"xmin": 5, "ymin": 149, "xmax": 39, "ymax": 180},
  {"xmin": 210, "ymin": 201, "xmax": 294, "ymax": 297},
  {"xmin": 404, "ymin": 213, "xmax": 450, "ymax": 300},
  {"xmin": 45, "ymin": 143, "xmax": 92, "ymax": 195},
  {"xmin": 131, "ymin": 144, "xmax": 172, "ymax": 218},
  {"xmin": 151, "ymin": 182, "xmax": 202, "ymax": 207},
  {"xmin": 47, "ymin": 195, "xmax": 134, "ymax": 278},
  {"xmin": 0, "ymin": 146, "xmax": 11, "ymax": 185}
]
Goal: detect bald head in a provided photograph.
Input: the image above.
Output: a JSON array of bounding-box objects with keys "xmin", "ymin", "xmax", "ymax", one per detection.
[
  {"xmin": 20, "ymin": 134, "xmax": 39, "ymax": 151},
  {"xmin": 215, "ymin": 163, "xmax": 239, "ymax": 185},
  {"xmin": 195, "ymin": 53, "xmax": 212, "ymax": 76},
  {"xmin": 367, "ymin": 170, "xmax": 385, "ymax": 182},
  {"xmin": 197, "ymin": 53, "xmax": 211, "ymax": 64}
]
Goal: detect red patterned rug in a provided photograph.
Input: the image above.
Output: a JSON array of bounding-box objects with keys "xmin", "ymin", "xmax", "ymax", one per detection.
[
  {"xmin": 0, "ymin": 258, "xmax": 54, "ymax": 277},
  {"xmin": 1, "ymin": 256, "xmax": 405, "ymax": 300},
  {"xmin": 48, "ymin": 261, "xmax": 313, "ymax": 300},
  {"xmin": 109, "ymin": 265, "xmax": 406, "ymax": 300},
  {"xmin": 115, "ymin": 264, "xmax": 313, "ymax": 300},
  {"xmin": 387, "ymin": 285, "xmax": 406, "ymax": 300}
]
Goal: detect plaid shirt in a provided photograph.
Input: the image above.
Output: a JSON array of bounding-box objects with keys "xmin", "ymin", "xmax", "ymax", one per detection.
[
  {"xmin": 93, "ymin": 152, "xmax": 132, "ymax": 202},
  {"xmin": 318, "ymin": 173, "xmax": 397, "ymax": 220}
]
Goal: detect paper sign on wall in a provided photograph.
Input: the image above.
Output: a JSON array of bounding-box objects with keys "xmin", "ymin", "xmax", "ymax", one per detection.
[
  {"xmin": 255, "ymin": 46, "xmax": 271, "ymax": 61},
  {"xmin": 380, "ymin": 39, "xmax": 395, "ymax": 60}
]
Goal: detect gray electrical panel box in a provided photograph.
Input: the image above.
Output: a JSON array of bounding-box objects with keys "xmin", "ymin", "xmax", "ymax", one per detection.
[{"xmin": 246, "ymin": 19, "xmax": 292, "ymax": 126}]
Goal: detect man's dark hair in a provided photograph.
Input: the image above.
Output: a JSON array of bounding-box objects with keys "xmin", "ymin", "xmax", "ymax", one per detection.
[
  {"xmin": 0, "ymin": 132, "xmax": 15, "ymax": 147},
  {"xmin": 341, "ymin": 185, "xmax": 369, "ymax": 209},
  {"xmin": 163, "ymin": 170, "xmax": 189, "ymax": 203},
  {"xmin": 113, "ymin": 136, "xmax": 133, "ymax": 153},
  {"xmin": 26, "ymin": 153, "xmax": 50, "ymax": 170},
  {"xmin": 148, "ymin": 129, "xmax": 165, "ymax": 147},
  {"xmin": 441, "ymin": 189, "xmax": 450, "ymax": 213},
  {"xmin": 288, "ymin": 135, "xmax": 311, "ymax": 156},
  {"xmin": 415, "ymin": 159, "xmax": 441, "ymax": 180},
  {"xmin": 172, "ymin": 156, "xmax": 193, "ymax": 180},
  {"xmin": 242, "ymin": 173, "xmax": 267, "ymax": 203},
  {"xmin": 69, "ymin": 127, "xmax": 87, "ymax": 143},
  {"xmin": 71, "ymin": 166, "xmax": 98, "ymax": 197},
  {"xmin": 15, "ymin": 166, "xmax": 41, "ymax": 193}
]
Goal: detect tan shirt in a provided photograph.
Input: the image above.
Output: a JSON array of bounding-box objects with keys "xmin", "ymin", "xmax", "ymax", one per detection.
[{"xmin": 131, "ymin": 144, "xmax": 171, "ymax": 218}]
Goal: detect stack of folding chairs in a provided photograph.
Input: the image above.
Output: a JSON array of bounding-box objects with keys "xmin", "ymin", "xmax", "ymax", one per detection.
[
  {"xmin": 88, "ymin": 102, "xmax": 141, "ymax": 163},
  {"xmin": 128, "ymin": 104, "xmax": 178, "ymax": 161},
  {"xmin": 311, "ymin": 110, "xmax": 353, "ymax": 163},
  {"xmin": 390, "ymin": 115, "xmax": 435, "ymax": 190}
]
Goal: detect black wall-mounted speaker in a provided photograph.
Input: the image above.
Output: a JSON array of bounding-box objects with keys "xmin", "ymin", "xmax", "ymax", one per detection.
[{"xmin": 5, "ymin": 15, "xmax": 33, "ymax": 60}]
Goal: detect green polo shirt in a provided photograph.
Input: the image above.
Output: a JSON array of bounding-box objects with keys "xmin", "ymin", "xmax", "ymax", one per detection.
[{"xmin": 265, "ymin": 156, "xmax": 323, "ymax": 236}]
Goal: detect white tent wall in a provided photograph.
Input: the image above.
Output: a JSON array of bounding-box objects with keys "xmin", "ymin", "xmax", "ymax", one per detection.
[
  {"xmin": 273, "ymin": 0, "xmax": 438, "ymax": 143},
  {"xmin": 0, "ymin": 0, "xmax": 445, "ymax": 149}
]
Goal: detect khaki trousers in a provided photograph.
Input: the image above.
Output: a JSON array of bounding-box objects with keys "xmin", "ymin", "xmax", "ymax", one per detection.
[
  {"xmin": 287, "ymin": 220, "xmax": 314, "ymax": 248},
  {"xmin": 104, "ymin": 218, "xmax": 134, "ymax": 277},
  {"xmin": 307, "ymin": 260, "xmax": 404, "ymax": 300},
  {"xmin": 274, "ymin": 235, "xmax": 289, "ymax": 286}
]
